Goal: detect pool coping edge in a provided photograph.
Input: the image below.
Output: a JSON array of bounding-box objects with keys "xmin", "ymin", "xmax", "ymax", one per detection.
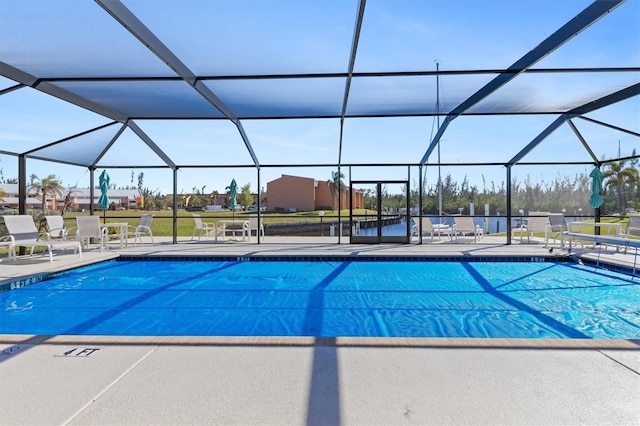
[{"xmin": 1, "ymin": 334, "xmax": 639, "ymax": 350}]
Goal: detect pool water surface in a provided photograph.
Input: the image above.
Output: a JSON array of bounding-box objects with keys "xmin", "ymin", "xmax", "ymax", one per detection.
[{"xmin": 1, "ymin": 260, "xmax": 639, "ymax": 339}]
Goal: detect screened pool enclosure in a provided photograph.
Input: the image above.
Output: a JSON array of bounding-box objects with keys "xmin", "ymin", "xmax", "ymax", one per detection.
[{"xmin": 1, "ymin": 0, "xmax": 639, "ymax": 243}]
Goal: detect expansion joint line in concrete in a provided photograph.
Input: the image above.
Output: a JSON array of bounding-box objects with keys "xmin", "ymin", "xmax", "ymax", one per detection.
[
  {"xmin": 61, "ymin": 346, "xmax": 159, "ymax": 425},
  {"xmin": 597, "ymin": 350, "xmax": 640, "ymax": 377}
]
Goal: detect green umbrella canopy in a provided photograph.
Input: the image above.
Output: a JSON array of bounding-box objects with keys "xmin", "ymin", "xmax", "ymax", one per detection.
[
  {"xmin": 589, "ymin": 167, "xmax": 604, "ymax": 209},
  {"xmin": 98, "ymin": 170, "xmax": 110, "ymax": 210},
  {"xmin": 226, "ymin": 179, "xmax": 238, "ymax": 211}
]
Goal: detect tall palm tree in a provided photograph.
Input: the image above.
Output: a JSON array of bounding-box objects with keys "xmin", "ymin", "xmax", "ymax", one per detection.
[
  {"xmin": 327, "ymin": 170, "xmax": 346, "ymax": 211},
  {"xmin": 28, "ymin": 174, "xmax": 65, "ymax": 211},
  {"xmin": 602, "ymin": 160, "xmax": 639, "ymax": 214}
]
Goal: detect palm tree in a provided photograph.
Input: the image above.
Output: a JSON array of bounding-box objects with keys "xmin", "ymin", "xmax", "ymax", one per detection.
[
  {"xmin": 602, "ymin": 160, "xmax": 639, "ymax": 214},
  {"xmin": 327, "ymin": 170, "xmax": 346, "ymax": 211},
  {"xmin": 28, "ymin": 174, "xmax": 65, "ymax": 211}
]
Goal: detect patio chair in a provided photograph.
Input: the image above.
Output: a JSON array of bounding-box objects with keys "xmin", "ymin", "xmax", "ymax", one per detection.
[
  {"xmin": 192, "ymin": 214, "xmax": 222, "ymax": 241},
  {"xmin": 247, "ymin": 215, "xmax": 265, "ymax": 241},
  {"xmin": 45, "ymin": 215, "xmax": 74, "ymax": 240},
  {"xmin": 0, "ymin": 235, "xmax": 11, "ymax": 261},
  {"xmin": 221, "ymin": 219, "xmax": 249, "ymax": 241},
  {"xmin": 411, "ymin": 216, "xmax": 451, "ymax": 242},
  {"xmin": 75, "ymin": 215, "xmax": 108, "ymax": 252},
  {"xmin": 626, "ymin": 215, "xmax": 640, "ymax": 238},
  {"xmin": 513, "ymin": 211, "xmax": 549, "ymax": 243},
  {"xmin": 545, "ymin": 213, "xmax": 568, "ymax": 246},
  {"xmin": 3, "ymin": 215, "xmax": 82, "ymax": 262},
  {"xmin": 616, "ymin": 215, "xmax": 640, "ymax": 253},
  {"xmin": 125, "ymin": 214, "xmax": 154, "ymax": 247},
  {"xmin": 452, "ymin": 216, "xmax": 483, "ymax": 242}
]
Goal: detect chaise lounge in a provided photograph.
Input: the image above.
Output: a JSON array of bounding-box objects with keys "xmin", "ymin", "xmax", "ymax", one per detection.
[{"xmin": 3, "ymin": 215, "xmax": 82, "ymax": 262}]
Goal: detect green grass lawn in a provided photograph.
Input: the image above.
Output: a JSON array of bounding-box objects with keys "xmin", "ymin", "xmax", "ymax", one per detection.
[{"xmin": 48, "ymin": 209, "xmax": 376, "ymax": 238}]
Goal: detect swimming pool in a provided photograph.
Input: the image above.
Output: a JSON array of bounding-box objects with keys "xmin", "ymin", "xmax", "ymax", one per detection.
[{"xmin": 2, "ymin": 259, "xmax": 639, "ymax": 339}]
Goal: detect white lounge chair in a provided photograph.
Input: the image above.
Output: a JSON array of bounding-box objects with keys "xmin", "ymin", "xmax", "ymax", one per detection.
[
  {"xmin": 411, "ymin": 216, "xmax": 451, "ymax": 242},
  {"xmin": 513, "ymin": 211, "xmax": 549, "ymax": 243},
  {"xmin": 248, "ymin": 215, "xmax": 265, "ymax": 241},
  {"xmin": 125, "ymin": 214, "xmax": 154, "ymax": 246},
  {"xmin": 221, "ymin": 220, "xmax": 249, "ymax": 241},
  {"xmin": 0, "ymin": 235, "xmax": 11, "ymax": 261},
  {"xmin": 452, "ymin": 216, "xmax": 483, "ymax": 242},
  {"xmin": 3, "ymin": 215, "xmax": 82, "ymax": 262},
  {"xmin": 192, "ymin": 214, "xmax": 222, "ymax": 240},
  {"xmin": 75, "ymin": 216, "xmax": 108, "ymax": 252},
  {"xmin": 45, "ymin": 215, "xmax": 74, "ymax": 240},
  {"xmin": 619, "ymin": 215, "xmax": 640, "ymax": 253},
  {"xmin": 626, "ymin": 215, "xmax": 640, "ymax": 238},
  {"xmin": 545, "ymin": 213, "xmax": 568, "ymax": 246}
]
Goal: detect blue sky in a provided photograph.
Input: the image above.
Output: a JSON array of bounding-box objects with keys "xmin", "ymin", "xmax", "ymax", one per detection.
[{"xmin": 1, "ymin": 0, "xmax": 638, "ymax": 198}]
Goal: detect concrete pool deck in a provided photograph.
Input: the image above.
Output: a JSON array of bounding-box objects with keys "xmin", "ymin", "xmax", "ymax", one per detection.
[{"xmin": 1, "ymin": 237, "xmax": 639, "ymax": 424}]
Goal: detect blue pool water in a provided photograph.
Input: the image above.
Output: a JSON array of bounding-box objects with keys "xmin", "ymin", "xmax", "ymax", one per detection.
[{"xmin": 1, "ymin": 260, "xmax": 639, "ymax": 338}]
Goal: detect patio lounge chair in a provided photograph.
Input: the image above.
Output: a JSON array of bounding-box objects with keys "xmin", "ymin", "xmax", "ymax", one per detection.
[
  {"xmin": 75, "ymin": 216, "xmax": 108, "ymax": 252},
  {"xmin": 248, "ymin": 215, "xmax": 265, "ymax": 241},
  {"xmin": 411, "ymin": 217, "xmax": 451, "ymax": 242},
  {"xmin": 125, "ymin": 214, "xmax": 154, "ymax": 246},
  {"xmin": 45, "ymin": 215, "xmax": 74, "ymax": 240},
  {"xmin": 626, "ymin": 215, "xmax": 640, "ymax": 238},
  {"xmin": 545, "ymin": 213, "xmax": 568, "ymax": 246},
  {"xmin": 221, "ymin": 220, "xmax": 250, "ymax": 241},
  {"xmin": 618, "ymin": 215, "xmax": 640, "ymax": 253},
  {"xmin": 513, "ymin": 211, "xmax": 549, "ymax": 243},
  {"xmin": 192, "ymin": 214, "xmax": 222, "ymax": 241},
  {"xmin": 3, "ymin": 215, "xmax": 82, "ymax": 262},
  {"xmin": 452, "ymin": 216, "xmax": 483, "ymax": 242}
]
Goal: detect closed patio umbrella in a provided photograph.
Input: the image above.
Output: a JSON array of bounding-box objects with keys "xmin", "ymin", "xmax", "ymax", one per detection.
[
  {"xmin": 99, "ymin": 170, "xmax": 110, "ymax": 223},
  {"xmin": 589, "ymin": 167, "xmax": 604, "ymax": 209},
  {"xmin": 226, "ymin": 178, "xmax": 238, "ymax": 220}
]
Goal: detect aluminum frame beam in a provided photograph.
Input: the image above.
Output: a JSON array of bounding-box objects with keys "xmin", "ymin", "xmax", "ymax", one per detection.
[
  {"xmin": 568, "ymin": 82, "xmax": 640, "ymax": 115},
  {"xmin": 1, "ymin": 61, "xmax": 176, "ymax": 170},
  {"xmin": 0, "ymin": 83, "xmax": 25, "ymax": 96},
  {"xmin": 420, "ymin": 0, "xmax": 625, "ymax": 165},
  {"xmin": 92, "ymin": 122, "xmax": 130, "ymax": 168},
  {"xmin": 509, "ymin": 115, "xmax": 572, "ymax": 165},
  {"xmin": 577, "ymin": 116, "xmax": 640, "ymax": 138},
  {"xmin": 21, "ymin": 122, "xmax": 122, "ymax": 167},
  {"xmin": 96, "ymin": 0, "xmax": 260, "ymax": 167},
  {"xmin": 127, "ymin": 120, "xmax": 177, "ymax": 168},
  {"xmin": 509, "ymin": 82, "xmax": 640, "ymax": 165},
  {"xmin": 567, "ymin": 119, "xmax": 600, "ymax": 165},
  {"xmin": 338, "ymin": 0, "xmax": 366, "ymax": 164},
  {"xmin": 0, "ymin": 61, "xmax": 127, "ymax": 122}
]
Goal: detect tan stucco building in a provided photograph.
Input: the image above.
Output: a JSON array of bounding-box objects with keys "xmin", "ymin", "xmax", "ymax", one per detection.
[
  {"xmin": 266, "ymin": 174, "xmax": 364, "ymax": 212},
  {"xmin": 0, "ymin": 184, "xmax": 139, "ymax": 211}
]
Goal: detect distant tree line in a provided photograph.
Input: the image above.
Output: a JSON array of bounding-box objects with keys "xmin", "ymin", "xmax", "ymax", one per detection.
[
  {"xmin": 2, "ymin": 157, "xmax": 637, "ymax": 216},
  {"xmin": 366, "ymin": 158, "xmax": 639, "ymax": 216}
]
